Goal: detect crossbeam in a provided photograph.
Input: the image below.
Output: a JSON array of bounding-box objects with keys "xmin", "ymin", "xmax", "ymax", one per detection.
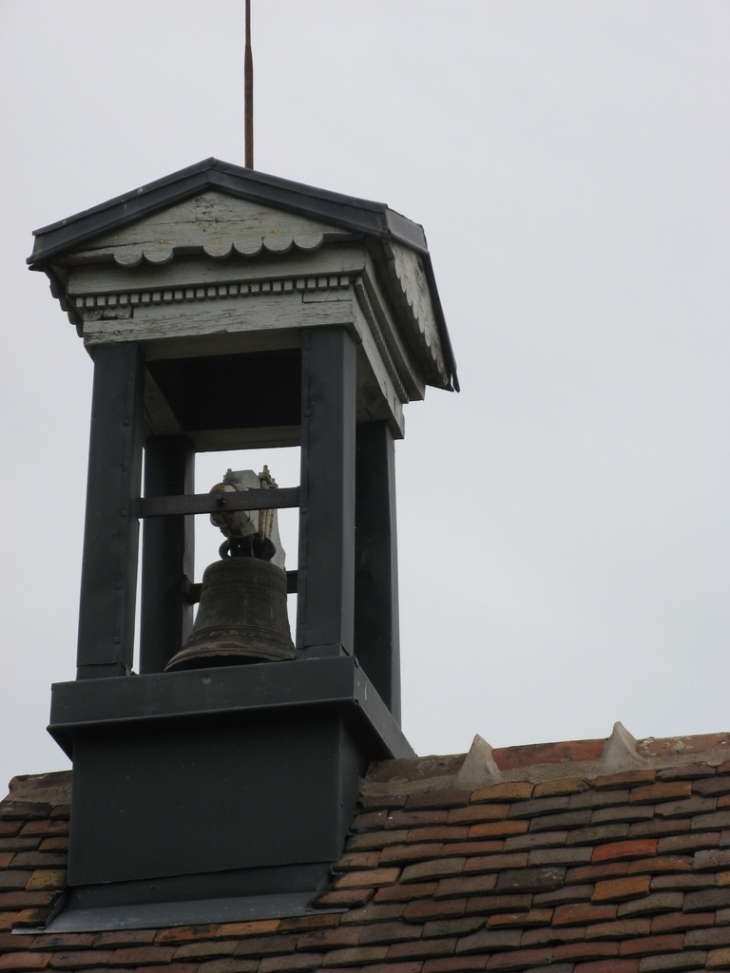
[{"xmin": 139, "ymin": 487, "xmax": 299, "ymax": 518}]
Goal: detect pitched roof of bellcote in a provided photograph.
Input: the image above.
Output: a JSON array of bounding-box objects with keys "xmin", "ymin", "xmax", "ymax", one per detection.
[
  {"xmin": 4, "ymin": 727, "xmax": 730, "ymax": 972},
  {"xmin": 27, "ymin": 157, "xmax": 458, "ymax": 392}
]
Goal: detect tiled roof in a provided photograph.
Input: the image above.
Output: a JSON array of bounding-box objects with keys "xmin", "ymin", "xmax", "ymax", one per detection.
[{"xmin": 4, "ymin": 729, "xmax": 730, "ymax": 972}]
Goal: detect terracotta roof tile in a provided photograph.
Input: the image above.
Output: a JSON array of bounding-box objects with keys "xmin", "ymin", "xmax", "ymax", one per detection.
[
  {"xmin": 470, "ymin": 784, "xmax": 534, "ymax": 804},
  {"xmin": 380, "ymin": 844, "xmax": 442, "ymax": 865},
  {"xmin": 592, "ymin": 876, "xmax": 651, "ymax": 903},
  {"xmin": 446, "ymin": 805, "xmax": 509, "ymax": 824},
  {"xmin": 441, "ymin": 841, "xmax": 503, "ymax": 856},
  {"xmin": 684, "ymin": 887, "xmax": 730, "ymax": 911},
  {"xmin": 384, "ymin": 812, "xmax": 448, "ymax": 829},
  {"xmin": 533, "ymin": 779, "xmax": 591, "ymax": 799},
  {"xmin": 638, "ymin": 954, "xmax": 706, "ymax": 971},
  {"xmin": 630, "ymin": 820, "xmax": 692, "ymax": 840},
  {"xmin": 595, "ymin": 772, "xmax": 657, "ymax": 790},
  {"xmin": 576, "ymin": 961, "xmax": 639, "ymax": 973},
  {"xmin": 464, "ymin": 893, "xmax": 532, "ymax": 914},
  {"xmin": 630, "ymin": 783, "xmax": 692, "ymax": 805},
  {"xmin": 592, "ymin": 840, "xmax": 658, "ymax": 863},
  {"xmin": 693, "ymin": 778, "xmax": 730, "ymax": 798},
  {"xmin": 616, "ymin": 892, "xmax": 684, "ymax": 917},
  {"xmin": 404, "ymin": 792, "xmax": 470, "ymax": 811},
  {"xmin": 503, "ymin": 830, "xmax": 568, "ymax": 851},
  {"xmin": 374, "ymin": 884, "xmax": 436, "ymax": 904},
  {"xmin": 401, "ymin": 899, "xmax": 465, "ymax": 922},
  {"xmin": 485, "ymin": 909, "xmax": 552, "ymax": 928},
  {"xmin": 202, "ymin": 963, "xmax": 258, "ymax": 973},
  {"xmin": 650, "ymin": 873, "xmax": 714, "ymax": 891},
  {"xmin": 433, "ymin": 875, "xmax": 496, "ymax": 898},
  {"xmin": 584, "ymin": 917, "xmax": 651, "ymax": 939}
]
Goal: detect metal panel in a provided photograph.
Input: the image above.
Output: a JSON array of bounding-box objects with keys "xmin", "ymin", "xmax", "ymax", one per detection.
[
  {"xmin": 140, "ymin": 437, "xmax": 195, "ymax": 674},
  {"xmin": 48, "ymin": 657, "xmax": 415, "ymax": 762},
  {"xmin": 62, "ymin": 864, "xmax": 332, "ymax": 911},
  {"xmin": 296, "ymin": 327, "xmax": 357, "ymax": 655},
  {"xmin": 355, "ymin": 422, "xmax": 401, "ymax": 723},
  {"xmin": 43, "ymin": 889, "xmax": 338, "ymax": 934},
  {"xmin": 67, "ymin": 716, "xmax": 366, "ymax": 886},
  {"xmin": 76, "ymin": 343, "xmax": 144, "ymax": 679}
]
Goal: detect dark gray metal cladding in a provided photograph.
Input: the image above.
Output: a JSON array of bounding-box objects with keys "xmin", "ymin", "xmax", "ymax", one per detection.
[
  {"xmin": 355, "ymin": 421, "xmax": 401, "ymax": 722},
  {"xmin": 296, "ymin": 327, "xmax": 357, "ymax": 657},
  {"xmin": 76, "ymin": 342, "xmax": 144, "ymax": 680},
  {"xmin": 48, "ymin": 657, "xmax": 414, "ymax": 928},
  {"xmin": 140, "ymin": 436, "xmax": 195, "ymax": 675}
]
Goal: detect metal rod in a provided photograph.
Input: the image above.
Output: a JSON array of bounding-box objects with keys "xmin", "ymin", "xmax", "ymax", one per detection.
[
  {"xmin": 140, "ymin": 487, "xmax": 300, "ymax": 519},
  {"xmin": 245, "ymin": 0, "xmax": 254, "ymax": 168}
]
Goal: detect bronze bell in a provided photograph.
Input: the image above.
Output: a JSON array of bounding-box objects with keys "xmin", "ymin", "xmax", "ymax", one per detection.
[
  {"xmin": 165, "ymin": 556, "xmax": 295, "ymax": 671},
  {"xmin": 165, "ymin": 466, "xmax": 296, "ymax": 672}
]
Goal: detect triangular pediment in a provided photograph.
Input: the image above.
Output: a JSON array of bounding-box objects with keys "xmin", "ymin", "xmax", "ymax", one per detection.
[{"xmin": 69, "ymin": 191, "xmax": 354, "ymax": 268}]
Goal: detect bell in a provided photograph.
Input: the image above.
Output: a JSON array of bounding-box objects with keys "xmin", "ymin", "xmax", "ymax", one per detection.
[{"xmin": 165, "ymin": 556, "xmax": 295, "ymax": 671}]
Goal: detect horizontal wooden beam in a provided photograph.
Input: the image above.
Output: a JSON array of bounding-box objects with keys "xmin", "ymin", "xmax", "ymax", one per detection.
[{"xmin": 139, "ymin": 487, "xmax": 299, "ymax": 518}]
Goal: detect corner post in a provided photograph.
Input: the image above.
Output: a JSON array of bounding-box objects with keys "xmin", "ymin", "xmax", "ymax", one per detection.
[
  {"xmin": 140, "ymin": 436, "xmax": 195, "ymax": 674},
  {"xmin": 354, "ymin": 421, "xmax": 401, "ymax": 722},
  {"xmin": 76, "ymin": 343, "xmax": 144, "ymax": 679},
  {"xmin": 296, "ymin": 326, "xmax": 357, "ymax": 656}
]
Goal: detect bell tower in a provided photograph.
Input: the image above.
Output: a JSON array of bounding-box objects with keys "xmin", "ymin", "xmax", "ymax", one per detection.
[{"xmin": 29, "ymin": 158, "xmax": 457, "ymax": 931}]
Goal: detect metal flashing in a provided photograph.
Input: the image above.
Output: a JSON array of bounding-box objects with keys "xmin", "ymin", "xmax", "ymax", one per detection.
[
  {"xmin": 41, "ymin": 890, "xmax": 340, "ymax": 934},
  {"xmin": 48, "ymin": 655, "xmax": 416, "ymax": 761}
]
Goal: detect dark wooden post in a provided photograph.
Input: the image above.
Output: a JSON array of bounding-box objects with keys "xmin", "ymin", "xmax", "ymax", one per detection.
[
  {"xmin": 296, "ymin": 326, "xmax": 357, "ymax": 656},
  {"xmin": 140, "ymin": 436, "xmax": 195, "ymax": 674},
  {"xmin": 355, "ymin": 421, "xmax": 401, "ymax": 723},
  {"xmin": 76, "ymin": 343, "xmax": 145, "ymax": 679}
]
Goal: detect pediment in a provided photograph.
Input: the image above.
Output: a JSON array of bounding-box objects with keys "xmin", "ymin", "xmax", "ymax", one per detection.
[{"xmin": 67, "ymin": 191, "xmax": 355, "ymax": 268}]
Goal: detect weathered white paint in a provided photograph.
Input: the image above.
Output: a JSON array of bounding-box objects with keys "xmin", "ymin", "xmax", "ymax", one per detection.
[
  {"xmin": 356, "ymin": 258, "xmax": 425, "ymax": 401},
  {"xmin": 67, "ymin": 191, "xmax": 354, "ymax": 267},
  {"xmin": 55, "ymin": 188, "xmax": 450, "ymax": 446},
  {"xmin": 387, "ymin": 241, "xmax": 447, "ymax": 386},
  {"xmin": 66, "ymin": 247, "xmax": 368, "ymax": 296},
  {"xmin": 82, "ymin": 290, "xmax": 355, "ymax": 344}
]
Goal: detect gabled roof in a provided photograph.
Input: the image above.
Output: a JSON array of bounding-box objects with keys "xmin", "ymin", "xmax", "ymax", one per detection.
[
  {"xmin": 28, "ymin": 158, "xmax": 458, "ymax": 391},
  {"xmin": 3, "ymin": 729, "xmax": 730, "ymax": 968}
]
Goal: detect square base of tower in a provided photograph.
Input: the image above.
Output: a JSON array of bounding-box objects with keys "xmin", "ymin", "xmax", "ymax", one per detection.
[{"xmin": 46, "ymin": 656, "xmax": 413, "ymax": 930}]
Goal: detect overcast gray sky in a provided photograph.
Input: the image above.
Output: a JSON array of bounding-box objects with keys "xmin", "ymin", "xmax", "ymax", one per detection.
[{"xmin": 1, "ymin": 1, "xmax": 728, "ymax": 790}]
